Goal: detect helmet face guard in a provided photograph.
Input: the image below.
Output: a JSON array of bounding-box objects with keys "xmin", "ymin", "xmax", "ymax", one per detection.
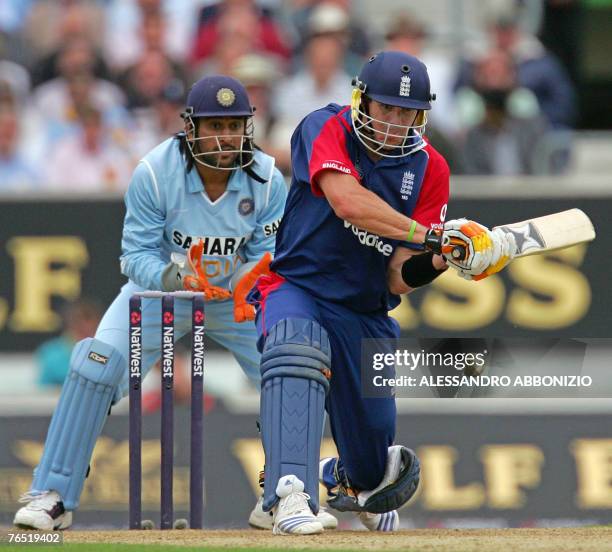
[
  {"xmin": 183, "ymin": 108, "xmax": 255, "ymax": 171},
  {"xmin": 351, "ymin": 86, "xmax": 427, "ymax": 158}
]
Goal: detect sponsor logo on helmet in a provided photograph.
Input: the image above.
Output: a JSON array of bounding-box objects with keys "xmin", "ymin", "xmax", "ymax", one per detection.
[
  {"xmin": 238, "ymin": 198, "xmax": 255, "ymax": 216},
  {"xmin": 399, "ymin": 75, "xmax": 411, "ymax": 97},
  {"xmin": 216, "ymin": 88, "xmax": 236, "ymax": 107}
]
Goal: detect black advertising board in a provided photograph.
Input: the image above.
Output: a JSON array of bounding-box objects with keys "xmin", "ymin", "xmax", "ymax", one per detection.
[{"xmin": 0, "ymin": 196, "xmax": 610, "ymax": 351}]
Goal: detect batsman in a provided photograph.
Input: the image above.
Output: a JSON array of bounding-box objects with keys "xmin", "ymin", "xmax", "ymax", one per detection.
[
  {"xmin": 248, "ymin": 51, "xmax": 517, "ymax": 535},
  {"xmin": 13, "ymin": 75, "xmax": 287, "ymax": 530}
]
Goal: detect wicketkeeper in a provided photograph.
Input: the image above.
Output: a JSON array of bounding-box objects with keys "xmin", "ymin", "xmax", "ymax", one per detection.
[{"xmin": 14, "ymin": 75, "xmax": 287, "ymax": 530}]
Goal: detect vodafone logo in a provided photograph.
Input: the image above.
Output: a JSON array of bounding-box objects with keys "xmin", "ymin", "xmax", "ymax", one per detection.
[
  {"xmin": 343, "ymin": 221, "xmax": 393, "ymax": 256},
  {"xmin": 440, "ymin": 203, "xmax": 447, "ymax": 222}
]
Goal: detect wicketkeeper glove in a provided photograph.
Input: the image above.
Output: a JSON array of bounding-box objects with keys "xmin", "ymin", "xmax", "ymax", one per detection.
[
  {"xmin": 442, "ymin": 218, "xmax": 517, "ymax": 281},
  {"xmin": 183, "ymin": 239, "xmax": 233, "ymax": 299},
  {"xmin": 231, "ymin": 252, "xmax": 272, "ymax": 323},
  {"xmin": 160, "ymin": 239, "xmax": 232, "ymax": 300}
]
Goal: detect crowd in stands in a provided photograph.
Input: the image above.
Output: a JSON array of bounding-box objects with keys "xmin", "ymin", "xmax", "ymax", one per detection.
[{"xmin": 0, "ymin": 0, "xmax": 579, "ymax": 192}]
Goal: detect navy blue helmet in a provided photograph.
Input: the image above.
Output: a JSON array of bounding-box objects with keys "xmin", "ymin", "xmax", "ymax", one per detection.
[
  {"xmin": 181, "ymin": 75, "xmax": 255, "ymax": 170},
  {"xmin": 351, "ymin": 51, "xmax": 436, "ymax": 157}
]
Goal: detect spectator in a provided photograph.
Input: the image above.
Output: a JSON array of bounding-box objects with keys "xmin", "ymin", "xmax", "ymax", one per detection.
[
  {"xmin": 0, "ymin": 97, "xmax": 40, "ymax": 191},
  {"xmin": 198, "ymin": 24, "xmax": 256, "ymax": 77},
  {"xmin": 272, "ymin": 10, "xmax": 351, "ymax": 151},
  {"xmin": 0, "ymin": 60, "xmax": 31, "ymax": 102},
  {"xmin": 456, "ymin": 15, "xmax": 577, "ymax": 130},
  {"xmin": 120, "ymin": 50, "xmax": 185, "ymax": 111},
  {"xmin": 32, "ymin": 38, "xmax": 127, "ymax": 145},
  {"xmin": 0, "ymin": 0, "xmax": 34, "ymax": 64},
  {"xmin": 458, "ymin": 50, "xmax": 548, "ymax": 175},
  {"xmin": 229, "ymin": 53, "xmax": 290, "ymax": 172},
  {"xmin": 492, "ymin": 15, "xmax": 577, "ymax": 129},
  {"xmin": 36, "ymin": 299, "xmax": 103, "ymax": 388},
  {"xmin": 384, "ymin": 12, "xmax": 459, "ymax": 138},
  {"xmin": 288, "ymin": 0, "xmax": 369, "ymax": 67},
  {"xmin": 103, "ymin": 0, "xmax": 197, "ymax": 71},
  {"xmin": 24, "ymin": 0, "xmax": 107, "ymax": 85},
  {"xmin": 190, "ymin": 0, "xmax": 291, "ymax": 71},
  {"xmin": 129, "ymin": 78, "xmax": 187, "ymax": 157},
  {"xmin": 0, "ymin": 0, "xmax": 34, "ymax": 35},
  {"xmin": 46, "ymin": 105, "xmax": 134, "ymax": 192}
]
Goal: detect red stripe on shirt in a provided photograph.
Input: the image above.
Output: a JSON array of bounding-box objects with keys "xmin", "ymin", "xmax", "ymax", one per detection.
[{"xmin": 411, "ymin": 141, "xmax": 450, "ymax": 230}]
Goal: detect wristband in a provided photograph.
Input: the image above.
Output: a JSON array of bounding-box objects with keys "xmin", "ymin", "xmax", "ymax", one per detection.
[
  {"xmin": 407, "ymin": 220, "xmax": 417, "ymax": 242},
  {"xmin": 401, "ymin": 252, "xmax": 447, "ymax": 288},
  {"xmin": 423, "ymin": 228, "xmax": 443, "ymax": 255}
]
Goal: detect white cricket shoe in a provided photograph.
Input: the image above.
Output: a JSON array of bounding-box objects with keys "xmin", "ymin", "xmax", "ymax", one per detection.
[
  {"xmin": 358, "ymin": 510, "xmax": 399, "ymax": 532},
  {"xmin": 272, "ymin": 475, "xmax": 324, "ymax": 535},
  {"xmin": 14, "ymin": 491, "xmax": 73, "ymax": 530},
  {"xmin": 249, "ymin": 494, "xmax": 337, "ymax": 530}
]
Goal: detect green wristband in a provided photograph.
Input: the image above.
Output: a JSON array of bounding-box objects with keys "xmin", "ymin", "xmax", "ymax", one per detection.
[{"xmin": 407, "ymin": 220, "xmax": 417, "ymax": 242}]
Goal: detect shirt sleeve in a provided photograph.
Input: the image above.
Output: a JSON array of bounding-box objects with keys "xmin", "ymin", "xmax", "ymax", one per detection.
[
  {"xmin": 412, "ymin": 149, "xmax": 449, "ymax": 229},
  {"xmin": 291, "ymin": 109, "xmax": 360, "ymax": 197},
  {"xmin": 242, "ymin": 167, "xmax": 288, "ymax": 261},
  {"xmin": 119, "ymin": 161, "xmax": 167, "ymax": 289}
]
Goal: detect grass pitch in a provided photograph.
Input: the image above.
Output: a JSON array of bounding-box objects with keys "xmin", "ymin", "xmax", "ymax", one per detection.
[{"xmin": 2, "ymin": 528, "xmax": 611, "ymax": 552}]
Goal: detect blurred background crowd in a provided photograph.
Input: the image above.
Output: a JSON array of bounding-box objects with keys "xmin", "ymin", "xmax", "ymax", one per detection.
[{"xmin": 0, "ymin": 0, "xmax": 610, "ymax": 193}]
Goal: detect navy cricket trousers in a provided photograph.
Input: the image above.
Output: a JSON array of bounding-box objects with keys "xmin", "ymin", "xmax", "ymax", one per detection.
[{"xmin": 252, "ymin": 274, "xmax": 398, "ymax": 491}]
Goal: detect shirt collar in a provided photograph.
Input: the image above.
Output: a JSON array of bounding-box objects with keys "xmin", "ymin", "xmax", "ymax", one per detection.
[{"xmin": 186, "ymin": 167, "xmax": 242, "ymax": 193}]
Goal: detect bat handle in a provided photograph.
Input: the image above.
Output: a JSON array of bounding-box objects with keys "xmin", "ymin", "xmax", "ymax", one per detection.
[{"xmin": 451, "ymin": 245, "xmax": 467, "ymax": 262}]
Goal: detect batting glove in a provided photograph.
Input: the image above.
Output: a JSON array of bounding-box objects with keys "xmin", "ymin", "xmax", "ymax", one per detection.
[{"xmin": 442, "ymin": 219, "xmax": 517, "ymax": 281}]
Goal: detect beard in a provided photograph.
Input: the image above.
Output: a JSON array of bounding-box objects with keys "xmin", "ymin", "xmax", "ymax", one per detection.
[{"xmin": 197, "ymin": 146, "xmax": 241, "ymax": 168}]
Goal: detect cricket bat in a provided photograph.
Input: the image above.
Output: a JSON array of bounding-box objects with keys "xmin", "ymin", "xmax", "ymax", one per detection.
[{"xmin": 449, "ymin": 208, "xmax": 596, "ymax": 261}]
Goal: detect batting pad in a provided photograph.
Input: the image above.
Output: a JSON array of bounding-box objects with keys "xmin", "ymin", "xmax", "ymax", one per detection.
[
  {"xmin": 260, "ymin": 318, "xmax": 331, "ymax": 513},
  {"xmin": 31, "ymin": 338, "xmax": 126, "ymax": 510}
]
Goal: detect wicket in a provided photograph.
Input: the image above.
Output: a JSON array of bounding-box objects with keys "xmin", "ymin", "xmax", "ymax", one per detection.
[{"xmin": 128, "ymin": 291, "xmax": 206, "ymax": 530}]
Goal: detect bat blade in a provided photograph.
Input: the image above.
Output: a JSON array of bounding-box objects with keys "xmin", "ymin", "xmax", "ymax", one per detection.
[{"xmin": 494, "ymin": 208, "xmax": 596, "ymax": 258}]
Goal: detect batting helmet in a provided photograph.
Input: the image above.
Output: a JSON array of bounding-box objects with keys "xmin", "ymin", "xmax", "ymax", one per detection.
[{"xmin": 351, "ymin": 51, "xmax": 436, "ymax": 158}]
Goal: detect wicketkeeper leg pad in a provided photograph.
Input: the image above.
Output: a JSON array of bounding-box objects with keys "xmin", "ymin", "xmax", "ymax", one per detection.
[
  {"xmin": 328, "ymin": 445, "xmax": 420, "ymax": 514},
  {"xmin": 31, "ymin": 338, "xmax": 126, "ymax": 510},
  {"xmin": 260, "ymin": 318, "xmax": 331, "ymax": 513}
]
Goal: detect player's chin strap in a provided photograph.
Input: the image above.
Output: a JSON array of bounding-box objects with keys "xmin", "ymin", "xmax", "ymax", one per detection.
[{"xmin": 327, "ymin": 446, "xmax": 420, "ymax": 514}]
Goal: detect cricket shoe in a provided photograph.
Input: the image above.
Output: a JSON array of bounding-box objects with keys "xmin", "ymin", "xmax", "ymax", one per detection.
[
  {"xmin": 249, "ymin": 494, "xmax": 338, "ymax": 530},
  {"xmin": 272, "ymin": 475, "xmax": 323, "ymax": 535},
  {"xmin": 358, "ymin": 510, "xmax": 399, "ymax": 532},
  {"xmin": 13, "ymin": 491, "xmax": 72, "ymax": 530},
  {"xmin": 320, "ymin": 457, "xmax": 400, "ymax": 532}
]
